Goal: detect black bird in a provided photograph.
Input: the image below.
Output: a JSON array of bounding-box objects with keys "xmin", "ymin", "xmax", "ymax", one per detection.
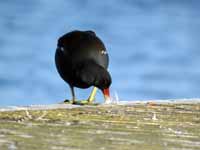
[{"xmin": 55, "ymin": 30, "xmax": 112, "ymax": 104}]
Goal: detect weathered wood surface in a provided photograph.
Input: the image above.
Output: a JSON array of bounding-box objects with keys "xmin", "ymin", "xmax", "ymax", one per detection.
[{"xmin": 0, "ymin": 101, "xmax": 199, "ymax": 150}]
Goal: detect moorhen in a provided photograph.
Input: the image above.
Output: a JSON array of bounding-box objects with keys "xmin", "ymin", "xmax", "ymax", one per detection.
[{"xmin": 55, "ymin": 30, "xmax": 112, "ymax": 104}]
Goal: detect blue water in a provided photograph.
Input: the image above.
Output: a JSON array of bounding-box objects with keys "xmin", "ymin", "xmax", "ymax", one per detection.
[{"xmin": 0, "ymin": 0, "xmax": 200, "ymax": 106}]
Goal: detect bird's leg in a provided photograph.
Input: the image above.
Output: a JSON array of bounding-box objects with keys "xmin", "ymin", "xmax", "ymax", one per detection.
[
  {"xmin": 87, "ymin": 87, "xmax": 98, "ymax": 103},
  {"xmin": 63, "ymin": 86, "xmax": 76, "ymax": 104},
  {"xmin": 76, "ymin": 87, "xmax": 98, "ymax": 105},
  {"xmin": 70, "ymin": 86, "xmax": 76, "ymax": 104},
  {"xmin": 63, "ymin": 86, "xmax": 99, "ymax": 105}
]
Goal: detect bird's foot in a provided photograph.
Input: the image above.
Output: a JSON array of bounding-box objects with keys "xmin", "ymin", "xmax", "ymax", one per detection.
[
  {"xmin": 61, "ymin": 99, "xmax": 99, "ymax": 105},
  {"xmin": 61, "ymin": 99, "xmax": 73, "ymax": 104},
  {"xmin": 74, "ymin": 100, "xmax": 99, "ymax": 105}
]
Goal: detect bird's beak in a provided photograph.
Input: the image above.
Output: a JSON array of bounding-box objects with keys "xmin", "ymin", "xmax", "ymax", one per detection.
[{"xmin": 102, "ymin": 88, "xmax": 110, "ymax": 102}]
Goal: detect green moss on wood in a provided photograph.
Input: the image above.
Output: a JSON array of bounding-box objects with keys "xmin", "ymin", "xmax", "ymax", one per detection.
[{"xmin": 0, "ymin": 103, "xmax": 199, "ymax": 150}]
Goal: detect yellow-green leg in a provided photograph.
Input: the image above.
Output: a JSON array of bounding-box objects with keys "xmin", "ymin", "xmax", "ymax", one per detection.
[
  {"xmin": 62, "ymin": 86, "xmax": 98, "ymax": 105},
  {"xmin": 87, "ymin": 87, "xmax": 98, "ymax": 103},
  {"xmin": 74, "ymin": 87, "xmax": 98, "ymax": 105}
]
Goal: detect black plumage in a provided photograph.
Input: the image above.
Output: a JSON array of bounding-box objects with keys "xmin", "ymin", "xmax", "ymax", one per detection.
[{"xmin": 55, "ymin": 30, "xmax": 111, "ymax": 104}]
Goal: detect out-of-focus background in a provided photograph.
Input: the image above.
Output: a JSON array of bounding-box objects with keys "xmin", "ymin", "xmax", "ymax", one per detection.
[{"xmin": 0, "ymin": 0, "xmax": 200, "ymax": 106}]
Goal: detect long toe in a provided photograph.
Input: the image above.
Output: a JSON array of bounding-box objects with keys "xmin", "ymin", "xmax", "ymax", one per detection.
[{"xmin": 73, "ymin": 100, "xmax": 99, "ymax": 106}]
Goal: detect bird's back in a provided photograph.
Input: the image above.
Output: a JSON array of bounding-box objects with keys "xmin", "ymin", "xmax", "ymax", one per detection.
[{"xmin": 57, "ymin": 30, "xmax": 109, "ymax": 69}]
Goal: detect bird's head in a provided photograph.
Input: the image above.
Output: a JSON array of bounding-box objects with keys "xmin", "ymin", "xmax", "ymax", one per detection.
[{"xmin": 94, "ymin": 68, "xmax": 112, "ymax": 102}]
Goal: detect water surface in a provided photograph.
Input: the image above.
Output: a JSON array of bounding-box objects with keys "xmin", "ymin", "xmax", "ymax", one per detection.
[{"xmin": 0, "ymin": 0, "xmax": 200, "ymax": 106}]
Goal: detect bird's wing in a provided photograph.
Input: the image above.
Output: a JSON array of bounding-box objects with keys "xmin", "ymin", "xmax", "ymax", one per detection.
[{"xmin": 73, "ymin": 61, "xmax": 97, "ymax": 87}]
